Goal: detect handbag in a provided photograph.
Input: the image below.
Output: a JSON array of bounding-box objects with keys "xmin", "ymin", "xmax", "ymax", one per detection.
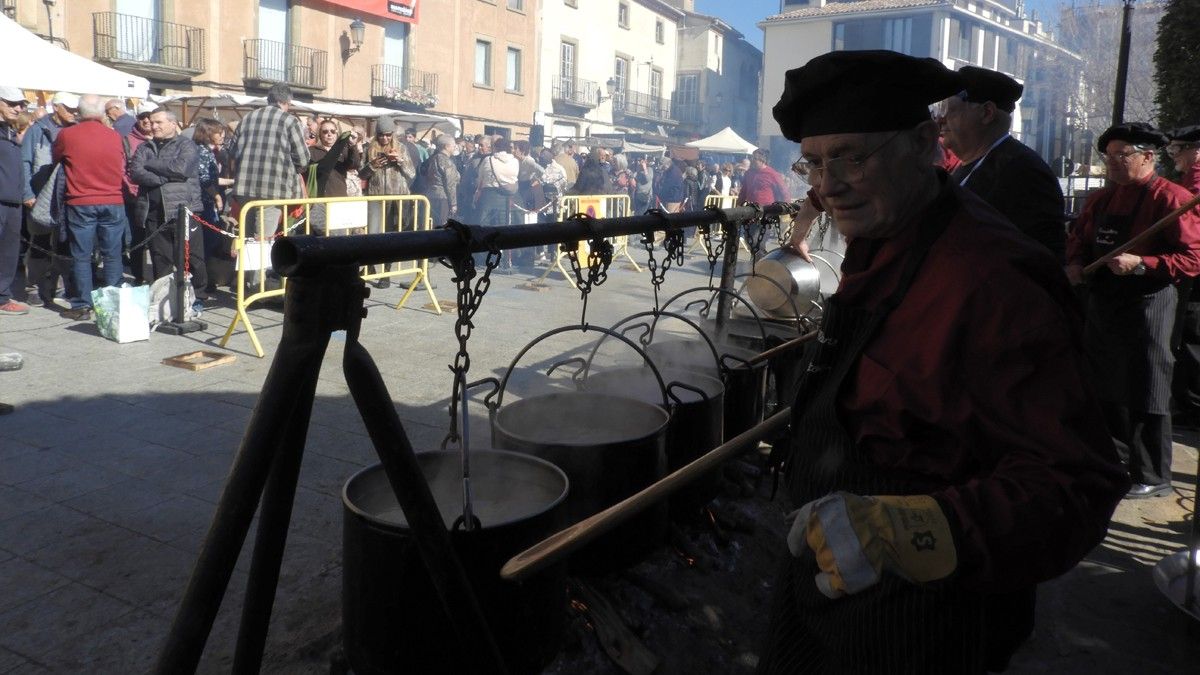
[
  {"xmin": 490, "ymin": 156, "xmax": 519, "ymax": 195},
  {"xmin": 28, "ymin": 164, "xmax": 61, "ymax": 235}
]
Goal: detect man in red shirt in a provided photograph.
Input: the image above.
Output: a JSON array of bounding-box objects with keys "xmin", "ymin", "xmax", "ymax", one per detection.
[
  {"xmin": 759, "ymin": 50, "xmax": 1127, "ymax": 673},
  {"xmin": 1066, "ymin": 123, "xmax": 1200, "ymax": 497},
  {"xmin": 51, "ymin": 94, "xmax": 129, "ymax": 320},
  {"xmin": 737, "ymin": 148, "xmax": 789, "ymax": 207},
  {"xmin": 1167, "ymin": 125, "xmax": 1200, "ymax": 195}
]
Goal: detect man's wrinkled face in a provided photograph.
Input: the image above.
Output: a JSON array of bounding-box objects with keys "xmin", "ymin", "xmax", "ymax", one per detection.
[
  {"xmin": 800, "ymin": 129, "xmax": 928, "ymax": 239},
  {"xmin": 0, "ymin": 99, "xmax": 23, "ymax": 123},
  {"xmin": 1102, "ymin": 139, "xmax": 1154, "ymax": 185},
  {"xmin": 54, "ymin": 104, "xmax": 77, "ymax": 125},
  {"xmin": 149, "ymin": 112, "xmax": 178, "ymax": 140},
  {"xmin": 935, "ymin": 95, "xmax": 982, "ymax": 156}
]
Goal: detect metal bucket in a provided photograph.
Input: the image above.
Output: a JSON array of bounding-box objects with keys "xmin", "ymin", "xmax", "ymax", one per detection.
[
  {"xmin": 493, "ymin": 391, "xmax": 669, "ymax": 571},
  {"xmin": 342, "ymin": 451, "xmax": 569, "ymax": 675},
  {"xmin": 479, "ymin": 324, "xmax": 674, "ymax": 572},
  {"xmin": 586, "ymin": 366, "xmax": 725, "ymax": 516},
  {"xmin": 744, "ymin": 248, "xmax": 827, "ymax": 320},
  {"xmin": 645, "ymin": 339, "xmax": 768, "ymax": 441}
]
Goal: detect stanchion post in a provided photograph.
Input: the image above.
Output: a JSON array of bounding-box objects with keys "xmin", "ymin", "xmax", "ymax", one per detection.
[{"xmin": 157, "ymin": 204, "xmax": 208, "ymax": 335}]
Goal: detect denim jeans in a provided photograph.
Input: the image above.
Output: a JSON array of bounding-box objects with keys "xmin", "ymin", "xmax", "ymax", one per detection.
[{"xmin": 66, "ymin": 204, "xmax": 127, "ymax": 309}]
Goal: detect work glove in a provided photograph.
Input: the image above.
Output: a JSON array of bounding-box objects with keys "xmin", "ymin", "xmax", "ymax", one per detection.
[{"xmin": 786, "ymin": 491, "xmax": 957, "ymax": 598}]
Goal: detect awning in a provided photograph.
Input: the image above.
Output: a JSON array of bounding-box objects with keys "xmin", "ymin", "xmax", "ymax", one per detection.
[
  {"xmin": 685, "ymin": 126, "xmax": 758, "ymax": 154},
  {"xmin": 149, "ymin": 92, "xmax": 460, "ymax": 134},
  {"xmin": 0, "ymin": 14, "xmax": 149, "ymax": 100}
]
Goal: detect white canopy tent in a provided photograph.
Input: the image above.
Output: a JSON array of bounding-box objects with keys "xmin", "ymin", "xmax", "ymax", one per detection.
[
  {"xmin": 0, "ymin": 14, "xmax": 149, "ymax": 100},
  {"xmin": 685, "ymin": 127, "xmax": 758, "ymax": 155},
  {"xmin": 149, "ymin": 92, "xmax": 460, "ymax": 135}
]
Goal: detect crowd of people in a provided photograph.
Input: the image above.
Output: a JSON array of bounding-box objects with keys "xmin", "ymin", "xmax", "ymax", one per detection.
[{"xmin": 0, "ymin": 80, "xmax": 802, "ymax": 309}]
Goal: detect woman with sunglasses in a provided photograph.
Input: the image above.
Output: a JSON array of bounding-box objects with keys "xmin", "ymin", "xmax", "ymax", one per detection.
[{"xmin": 306, "ymin": 117, "xmax": 362, "ymax": 236}]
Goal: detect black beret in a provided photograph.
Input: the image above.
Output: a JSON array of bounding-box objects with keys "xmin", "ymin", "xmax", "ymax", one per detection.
[
  {"xmin": 1167, "ymin": 125, "xmax": 1200, "ymax": 143},
  {"xmin": 956, "ymin": 66, "xmax": 1023, "ymax": 112},
  {"xmin": 1096, "ymin": 122, "xmax": 1169, "ymax": 152},
  {"xmin": 772, "ymin": 50, "xmax": 962, "ymax": 142}
]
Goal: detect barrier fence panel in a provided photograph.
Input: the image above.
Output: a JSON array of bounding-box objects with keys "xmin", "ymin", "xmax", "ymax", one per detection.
[
  {"xmin": 688, "ymin": 195, "xmax": 750, "ymax": 256},
  {"xmin": 539, "ymin": 194, "xmax": 638, "ymax": 287},
  {"xmin": 219, "ymin": 194, "xmax": 439, "ymax": 357}
]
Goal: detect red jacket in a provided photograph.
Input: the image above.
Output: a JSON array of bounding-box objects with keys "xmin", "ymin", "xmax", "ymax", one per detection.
[
  {"xmin": 738, "ymin": 164, "xmax": 789, "ymax": 206},
  {"xmin": 1066, "ymin": 173, "xmax": 1200, "ymax": 280},
  {"xmin": 834, "ymin": 183, "xmax": 1127, "ymax": 591},
  {"xmin": 52, "ymin": 119, "xmax": 126, "ymax": 206}
]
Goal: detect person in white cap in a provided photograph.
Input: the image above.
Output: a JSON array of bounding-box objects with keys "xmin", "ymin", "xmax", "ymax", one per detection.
[
  {"xmin": 20, "ymin": 91, "xmax": 78, "ymax": 307},
  {"xmin": 0, "ymin": 86, "xmax": 30, "ymax": 315}
]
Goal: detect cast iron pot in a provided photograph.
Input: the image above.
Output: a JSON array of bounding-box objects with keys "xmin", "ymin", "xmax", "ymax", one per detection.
[
  {"xmin": 342, "ymin": 452, "xmax": 569, "ymax": 675},
  {"xmin": 482, "ymin": 325, "xmax": 671, "ymax": 572},
  {"xmin": 585, "ymin": 365, "xmax": 724, "ymax": 517}
]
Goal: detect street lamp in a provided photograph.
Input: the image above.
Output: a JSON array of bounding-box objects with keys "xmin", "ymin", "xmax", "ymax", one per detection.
[
  {"xmin": 598, "ymin": 77, "xmax": 617, "ymax": 103},
  {"xmin": 344, "ymin": 18, "xmax": 366, "ymax": 58}
]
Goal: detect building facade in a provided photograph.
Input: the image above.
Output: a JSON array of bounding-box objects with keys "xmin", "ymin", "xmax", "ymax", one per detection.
[
  {"xmin": 536, "ymin": 0, "xmax": 682, "ymax": 143},
  {"xmin": 758, "ymin": 0, "xmax": 1080, "ymax": 166},
  {"xmin": 3, "ymin": 0, "xmax": 539, "ymax": 138},
  {"xmin": 667, "ymin": 0, "xmax": 762, "ymax": 144}
]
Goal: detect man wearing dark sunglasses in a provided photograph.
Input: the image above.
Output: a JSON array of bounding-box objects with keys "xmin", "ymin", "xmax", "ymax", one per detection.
[{"xmin": 760, "ymin": 51, "xmax": 1126, "ymax": 674}]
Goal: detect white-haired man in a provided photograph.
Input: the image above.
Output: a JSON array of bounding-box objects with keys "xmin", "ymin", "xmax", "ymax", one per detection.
[{"xmin": 51, "ymin": 94, "xmax": 128, "ymax": 320}]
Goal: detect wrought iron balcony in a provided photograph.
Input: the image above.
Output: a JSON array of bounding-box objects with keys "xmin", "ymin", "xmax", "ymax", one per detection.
[
  {"xmin": 92, "ymin": 12, "xmax": 205, "ymax": 79},
  {"xmin": 370, "ymin": 64, "xmax": 439, "ymax": 109},
  {"xmin": 614, "ymin": 89, "xmax": 675, "ymax": 124},
  {"xmin": 243, "ymin": 39, "xmax": 327, "ymax": 92},
  {"xmin": 552, "ymin": 76, "xmax": 599, "ymax": 109}
]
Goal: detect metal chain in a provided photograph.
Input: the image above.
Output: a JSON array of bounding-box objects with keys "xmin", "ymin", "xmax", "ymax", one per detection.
[
  {"xmin": 640, "ymin": 208, "xmax": 683, "ymax": 310},
  {"xmin": 562, "ymin": 213, "xmax": 613, "ymax": 324},
  {"xmin": 439, "ymin": 221, "xmax": 502, "ymax": 449}
]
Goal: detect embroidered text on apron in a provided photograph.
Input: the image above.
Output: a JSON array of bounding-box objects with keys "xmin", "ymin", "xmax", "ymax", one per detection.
[
  {"xmin": 757, "ymin": 207, "xmax": 989, "ymax": 675},
  {"xmin": 1084, "ymin": 187, "xmax": 1176, "ymax": 414}
]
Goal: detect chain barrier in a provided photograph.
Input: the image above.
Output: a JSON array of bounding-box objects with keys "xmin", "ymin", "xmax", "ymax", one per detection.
[
  {"xmin": 561, "ymin": 213, "xmax": 614, "ymax": 324},
  {"xmin": 439, "ymin": 220, "xmax": 502, "ymax": 453},
  {"xmin": 702, "ymin": 204, "xmax": 730, "ymax": 288}
]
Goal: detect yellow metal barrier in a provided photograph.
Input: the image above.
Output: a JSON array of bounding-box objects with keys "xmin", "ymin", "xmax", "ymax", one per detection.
[
  {"xmin": 688, "ymin": 194, "xmax": 750, "ymax": 256},
  {"xmin": 218, "ymin": 194, "xmax": 440, "ymax": 357},
  {"xmin": 538, "ymin": 194, "xmax": 640, "ymax": 287}
]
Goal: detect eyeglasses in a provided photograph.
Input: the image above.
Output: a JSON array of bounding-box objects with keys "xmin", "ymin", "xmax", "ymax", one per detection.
[
  {"xmin": 1167, "ymin": 143, "xmax": 1197, "ymax": 158},
  {"xmin": 791, "ymin": 131, "xmax": 903, "ymax": 187},
  {"xmin": 320, "ymin": 129, "xmax": 338, "ymax": 135},
  {"xmin": 1100, "ymin": 149, "xmax": 1147, "ymax": 163}
]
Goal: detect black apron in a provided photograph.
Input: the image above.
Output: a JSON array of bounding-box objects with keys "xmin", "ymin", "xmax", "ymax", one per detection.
[
  {"xmin": 1084, "ymin": 188, "xmax": 1176, "ymax": 414},
  {"xmin": 758, "ymin": 204, "xmax": 995, "ymax": 674}
]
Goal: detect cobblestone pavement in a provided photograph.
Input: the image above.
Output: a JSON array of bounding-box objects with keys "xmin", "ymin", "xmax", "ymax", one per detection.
[{"xmin": 1, "ymin": 251, "xmax": 1198, "ymax": 673}]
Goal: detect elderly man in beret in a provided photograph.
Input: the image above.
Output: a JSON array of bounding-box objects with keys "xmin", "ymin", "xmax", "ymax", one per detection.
[
  {"xmin": 761, "ymin": 50, "xmax": 1127, "ymax": 674},
  {"xmin": 1066, "ymin": 123, "xmax": 1200, "ymax": 498},
  {"xmin": 1167, "ymin": 125, "xmax": 1200, "ymax": 426},
  {"xmin": 938, "ymin": 66, "xmax": 1066, "ymax": 262},
  {"xmin": 1167, "ymin": 125, "xmax": 1200, "ymax": 195}
]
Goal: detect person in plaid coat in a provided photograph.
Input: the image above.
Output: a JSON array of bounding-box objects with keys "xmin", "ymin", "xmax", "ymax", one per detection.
[{"xmin": 229, "ymin": 83, "xmax": 309, "ymax": 241}]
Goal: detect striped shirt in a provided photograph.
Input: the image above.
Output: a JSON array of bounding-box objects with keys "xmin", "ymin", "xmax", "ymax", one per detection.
[{"xmin": 230, "ymin": 104, "xmax": 309, "ymax": 201}]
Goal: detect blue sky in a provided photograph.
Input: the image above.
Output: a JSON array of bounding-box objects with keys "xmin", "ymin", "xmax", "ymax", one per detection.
[{"xmin": 695, "ymin": 0, "xmax": 1077, "ymax": 51}]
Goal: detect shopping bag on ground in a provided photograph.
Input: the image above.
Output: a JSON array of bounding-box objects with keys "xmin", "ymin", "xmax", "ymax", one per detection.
[{"xmin": 91, "ymin": 285, "xmax": 151, "ymax": 343}]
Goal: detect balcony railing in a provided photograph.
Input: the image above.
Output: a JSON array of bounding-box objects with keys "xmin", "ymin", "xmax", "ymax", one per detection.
[
  {"xmin": 243, "ymin": 39, "xmax": 327, "ymax": 92},
  {"xmin": 552, "ymin": 76, "xmax": 599, "ymax": 109},
  {"xmin": 672, "ymin": 101, "xmax": 702, "ymax": 124},
  {"xmin": 614, "ymin": 89, "xmax": 675, "ymax": 123},
  {"xmin": 370, "ymin": 64, "xmax": 439, "ymax": 108},
  {"xmin": 93, "ymin": 12, "xmax": 205, "ymax": 78}
]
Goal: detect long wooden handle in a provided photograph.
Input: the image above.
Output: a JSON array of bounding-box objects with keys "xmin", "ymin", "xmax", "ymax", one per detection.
[
  {"xmin": 1082, "ymin": 190, "xmax": 1200, "ymax": 275},
  {"xmin": 500, "ymin": 408, "xmax": 792, "ymax": 582},
  {"xmin": 749, "ymin": 331, "xmax": 818, "ymax": 366}
]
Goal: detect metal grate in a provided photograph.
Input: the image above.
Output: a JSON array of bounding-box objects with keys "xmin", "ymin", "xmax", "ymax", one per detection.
[
  {"xmin": 551, "ymin": 76, "xmax": 599, "ymax": 108},
  {"xmin": 92, "ymin": 12, "xmax": 205, "ymax": 75},
  {"xmin": 243, "ymin": 38, "xmax": 327, "ymax": 91}
]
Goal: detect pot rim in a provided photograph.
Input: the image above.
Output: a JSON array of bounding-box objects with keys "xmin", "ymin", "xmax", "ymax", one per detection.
[
  {"xmin": 495, "ymin": 391, "xmax": 670, "ymax": 447},
  {"xmin": 342, "ymin": 450, "xmax": 570, "ymax": 530}
]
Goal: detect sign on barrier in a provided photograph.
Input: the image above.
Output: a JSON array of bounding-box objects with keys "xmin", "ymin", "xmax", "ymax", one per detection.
[
  {"xmin": 240, "ymin": 240, "xmax": 273, "ymax": 271},
  {"xmin": 536, "ymin": 194, "xmax": 640, "ymax": 287},
  {"xmin": 325, "ymin": 201, "xmax": 370, "ymax": 232}
]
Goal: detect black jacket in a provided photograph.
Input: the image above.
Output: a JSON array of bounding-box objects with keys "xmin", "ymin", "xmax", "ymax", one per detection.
[
  {"xmin": 130, "ymin": 135, "xmax": 202, "ymax": 226},
  {"xmin": 952, "ymin": 136, "xmax": 1066, "ymax": 263}
]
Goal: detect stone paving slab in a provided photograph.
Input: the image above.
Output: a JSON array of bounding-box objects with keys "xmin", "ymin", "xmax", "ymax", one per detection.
[{"xmin": 2, "ymin": 253, "xmax": 1198, "ymax": 673}]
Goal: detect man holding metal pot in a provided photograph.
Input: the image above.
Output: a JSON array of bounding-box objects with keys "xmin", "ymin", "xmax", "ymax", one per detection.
[{"xmin": 758, "ymin": 50, "xmax": 1128, "ymax": 674}]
